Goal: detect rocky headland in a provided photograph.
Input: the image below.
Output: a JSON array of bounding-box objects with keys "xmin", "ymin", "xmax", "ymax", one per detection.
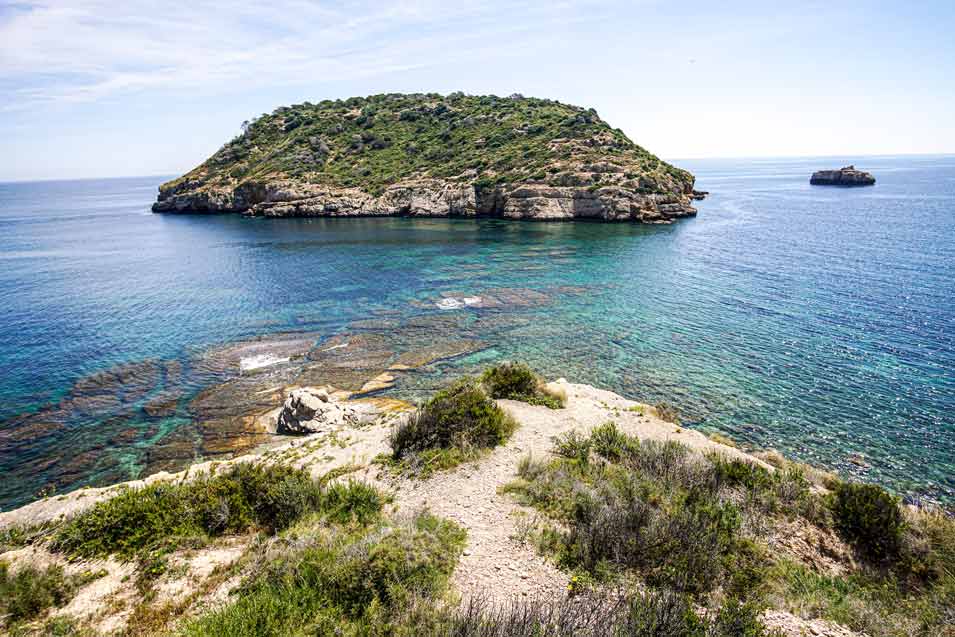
[
  {"xmin": 0, "ymin": 377, "xmax": 861, "ymax": 637},
  {"xmin": 810, "ymin": 165, "xmax": 876, "ymax": 186},
  {"xmin": 153, "ymin": 93, "xmax": 702, "ymax": 223},
  {"xmin": 2, "ymin": 355, "xmax": 953, "ymax": 636}
]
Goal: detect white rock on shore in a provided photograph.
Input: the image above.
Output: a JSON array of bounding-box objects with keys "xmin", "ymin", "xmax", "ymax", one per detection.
[{"xmin": 276, "ymin": 387, "xmax": 358, "ymax": 434}]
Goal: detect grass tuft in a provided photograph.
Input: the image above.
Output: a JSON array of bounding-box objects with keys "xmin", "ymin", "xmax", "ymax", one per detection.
[
  {"xmin": 0, "ymin": 562, "xmax": 104, "ymax": 629},
  {"xmin": 652, "ymin": 401, "xmax": 681, "ymax": 424}
]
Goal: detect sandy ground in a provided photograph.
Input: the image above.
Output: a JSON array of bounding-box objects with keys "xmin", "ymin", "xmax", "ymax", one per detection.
[{"xmin": 0, "ymin": 380, "xmax": 863, "ymax": 637}]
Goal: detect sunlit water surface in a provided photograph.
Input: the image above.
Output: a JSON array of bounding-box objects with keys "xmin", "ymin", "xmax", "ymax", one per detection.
[{"xmin": 1, "ymin": 155, "xmax": 952, "ymax": 509}]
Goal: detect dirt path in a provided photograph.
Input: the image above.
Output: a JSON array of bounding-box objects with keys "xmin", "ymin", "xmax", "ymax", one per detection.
[{"xmin": 389, "ymin": 379, "xmax": 767, "ymax": 604}]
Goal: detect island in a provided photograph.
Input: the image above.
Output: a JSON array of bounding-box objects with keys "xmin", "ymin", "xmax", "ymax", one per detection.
[
  {"xmin": 153, "ymin": 93, "xmax": 702, "ymax": 223},
  {"xmin": 810, "ymin": 165, "xmax": 876, "ymax": 186}
]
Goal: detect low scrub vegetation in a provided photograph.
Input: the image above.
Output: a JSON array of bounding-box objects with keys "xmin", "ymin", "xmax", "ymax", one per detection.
[
  {"xmin": 399, "ymin": 587, "xmax": 781, "ymax": 636},
  {"xmin": 182, "ymin": 510, "xmax": 467, "ymax": 636},
  {"xmin": 0, "ymin": 562, "xmax": 103, "ymax": 629},
  {"xmin": 480, "ymin": 362, "xmax": 566, "ymax": 409},
  {"xmin": 507, "ymin": 423, "xmax": 785, "ymax": 597},
  {"xmin": 388, "ymin": 377, "xmax": 517, "ymax": 476},
  {"xmin": 830, "ymin": 481, "xmax": 905, "ymax": 562},
  {"xmin": 48, "ymin": 462, "xmax": 385, "ymax": 609},
  {"xmin": 51, "ymin": 463, "xmax": 361, "ymax": 560},
  {"xmin": 171, "ymin": 92, "xmax": 694, "ymax": 199},
  {"xmin": 506, "ymin": 421, "xmax": 955, "ymax": 636},
  {"xmin": 4, "ymin": 471, "xmax": 388, "ymax": 633}
]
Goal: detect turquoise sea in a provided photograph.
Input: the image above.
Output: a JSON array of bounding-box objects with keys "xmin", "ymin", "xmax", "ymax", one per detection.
[{"xmin": 1, "ymin": 155, "xmax": 953, "ymax": 510}]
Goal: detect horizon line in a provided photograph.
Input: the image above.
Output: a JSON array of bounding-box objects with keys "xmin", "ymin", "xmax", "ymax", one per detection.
[{"xmin": 3, "ymin": 151, "xmax": 954, "ymax": 185}]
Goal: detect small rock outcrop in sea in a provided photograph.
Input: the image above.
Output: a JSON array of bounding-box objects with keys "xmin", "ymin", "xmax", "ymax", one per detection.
[
  {"xmin": 277, "ymin": 387, "xmax": 358, "ymax": 434},
  {"xmin": 810, "ymin": 165, "xmax": 875, "ymax": 186},
  {"xmin": 153, "ymin": 93, "xmax": 703, "ymax": 223}
]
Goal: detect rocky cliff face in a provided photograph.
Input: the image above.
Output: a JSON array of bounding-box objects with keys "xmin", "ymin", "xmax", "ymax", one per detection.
[
  {"xmin": 810, "ymin": 165, "xmax": 876, "ymax": 186},
  {"xmin": 153, "ymin": 93, "xmax": 702, "ymax": 223}
]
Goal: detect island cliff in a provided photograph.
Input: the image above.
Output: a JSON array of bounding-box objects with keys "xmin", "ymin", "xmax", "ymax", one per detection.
[
  {"xmin": 810, "ymin": 165, "xmax": 876, "ymax": 186},
  {"xmin": 153, "ymin": 93, "xmax": 702, "ymax": 223}
]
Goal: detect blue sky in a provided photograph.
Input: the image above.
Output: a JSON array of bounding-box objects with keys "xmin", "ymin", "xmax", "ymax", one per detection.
[{"xmin": 2, "ymin": 0, "xmax": 953, "ymax": 181}]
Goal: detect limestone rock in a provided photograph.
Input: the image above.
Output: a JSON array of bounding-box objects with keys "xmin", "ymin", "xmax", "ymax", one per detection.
[
  {"xmin": 276, "ymin": 387, "xmax": 358, "ymax": 434},
  {"xmin": 810, "ymin": 165, "xmax": 875, "ymax": 186}
]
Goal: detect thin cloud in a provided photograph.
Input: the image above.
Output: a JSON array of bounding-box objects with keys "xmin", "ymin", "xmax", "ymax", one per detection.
[{"xmin": 0, "ymin": 0, "xmax": 608, "ymax": 109}]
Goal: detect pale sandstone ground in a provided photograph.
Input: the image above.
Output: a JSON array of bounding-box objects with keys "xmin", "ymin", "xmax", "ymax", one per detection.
[{"xmin": 0, "ymin": 381, "xmax": 863, "ymax": 637}]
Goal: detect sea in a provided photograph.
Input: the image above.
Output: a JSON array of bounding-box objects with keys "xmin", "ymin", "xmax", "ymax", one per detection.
[{"xmin": 1, "ymin": 155, "xmax": 952, "ymax": 511}]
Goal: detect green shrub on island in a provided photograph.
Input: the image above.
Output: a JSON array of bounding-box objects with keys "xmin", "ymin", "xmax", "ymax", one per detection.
[
  {"xmin": 480, "ymin": 362, "xmax": 566, "ymax": 409},
  {"xmin": 52, "ymin": 464, "xmax": 381, "ymax": 560},
  {"xmin": 163, "ymin": 93, "xmax": 695, "ymax": 201},
  {"xmin": 388, "ymin": 377, "xmax": 518, "ymax": 476}
]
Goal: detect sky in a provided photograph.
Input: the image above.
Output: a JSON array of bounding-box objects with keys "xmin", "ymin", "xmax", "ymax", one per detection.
[{"xmin": 1, "ymin": 0, "xmax": 954, "ymax": 181}]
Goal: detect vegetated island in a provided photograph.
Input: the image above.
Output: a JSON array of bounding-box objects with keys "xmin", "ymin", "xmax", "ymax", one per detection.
[
  {"xmin": 1, "ymin": 361, "xmax": 952, "ymax": 637},
  {"xmin": 810, "ymin": 165, "xmax": 876, "ymax": 186},
  {"xmin": 153, "ymin": 93, "xmax": 704, "ymax": 223}
]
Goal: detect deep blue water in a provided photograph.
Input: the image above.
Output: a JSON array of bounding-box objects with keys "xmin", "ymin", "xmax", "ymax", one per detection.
[{"xmin": 1, "ymin": 156, "xmax": 953, "ymax": 510}]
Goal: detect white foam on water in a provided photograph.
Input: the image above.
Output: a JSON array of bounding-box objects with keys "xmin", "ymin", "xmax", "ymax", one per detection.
[
  {"xmin": 436, "ymin": 298, "xmax": 464, "ymax": 310},
  {"xmin": 436, "ymin": 296, "xmax": 482, "ymax": 310},
  {"xmin": 240, "ymin": 353, "xmax": 290, "ymax": 371}
]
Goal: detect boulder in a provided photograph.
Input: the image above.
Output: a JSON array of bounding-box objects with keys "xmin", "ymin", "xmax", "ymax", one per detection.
[{"xmin": 276, "ymin": 387, "xmax": 358, "ymax": 434}]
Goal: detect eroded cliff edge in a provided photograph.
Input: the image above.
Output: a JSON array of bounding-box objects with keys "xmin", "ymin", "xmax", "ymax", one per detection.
[{"xmin": 153, "ymin": 93, "xmax": 703, "ymax": 223}]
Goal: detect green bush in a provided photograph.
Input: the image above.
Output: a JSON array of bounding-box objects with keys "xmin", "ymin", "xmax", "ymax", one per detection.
[
  {"xmin": 480, "ymin": 362, "xmax": 565, "ymax": 409},
  {"xmin": 321, "ymin": 480, "xmax": 387, "ymax": 526},
  {"xmin": 552, "ymin": 430, "xmax": 591, "ymax": 463},
  {"xmin": 182, "ymin": 511, "xmax": 466, "ymax": 637},
  {"xmin": 0, "ymin": 562, "xmax": 101, "ymax": 627},
  {"xmin": 52, "ymin": 464, "xmax": 376, "ymax": 560},
  {"xmin": 830, "ymin": 481, "xmax": 904, "ymax": 562},
  {"xmin": 508, "ymin": 427, "xmax": 763, "ymax": 597},
  {"xmin": 589, "ymin": 421, "xmax": 637, "ymax": 462},
  {"xmin": 389, "ymin": 377, "xmax": 517, "ymax": 475}
]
